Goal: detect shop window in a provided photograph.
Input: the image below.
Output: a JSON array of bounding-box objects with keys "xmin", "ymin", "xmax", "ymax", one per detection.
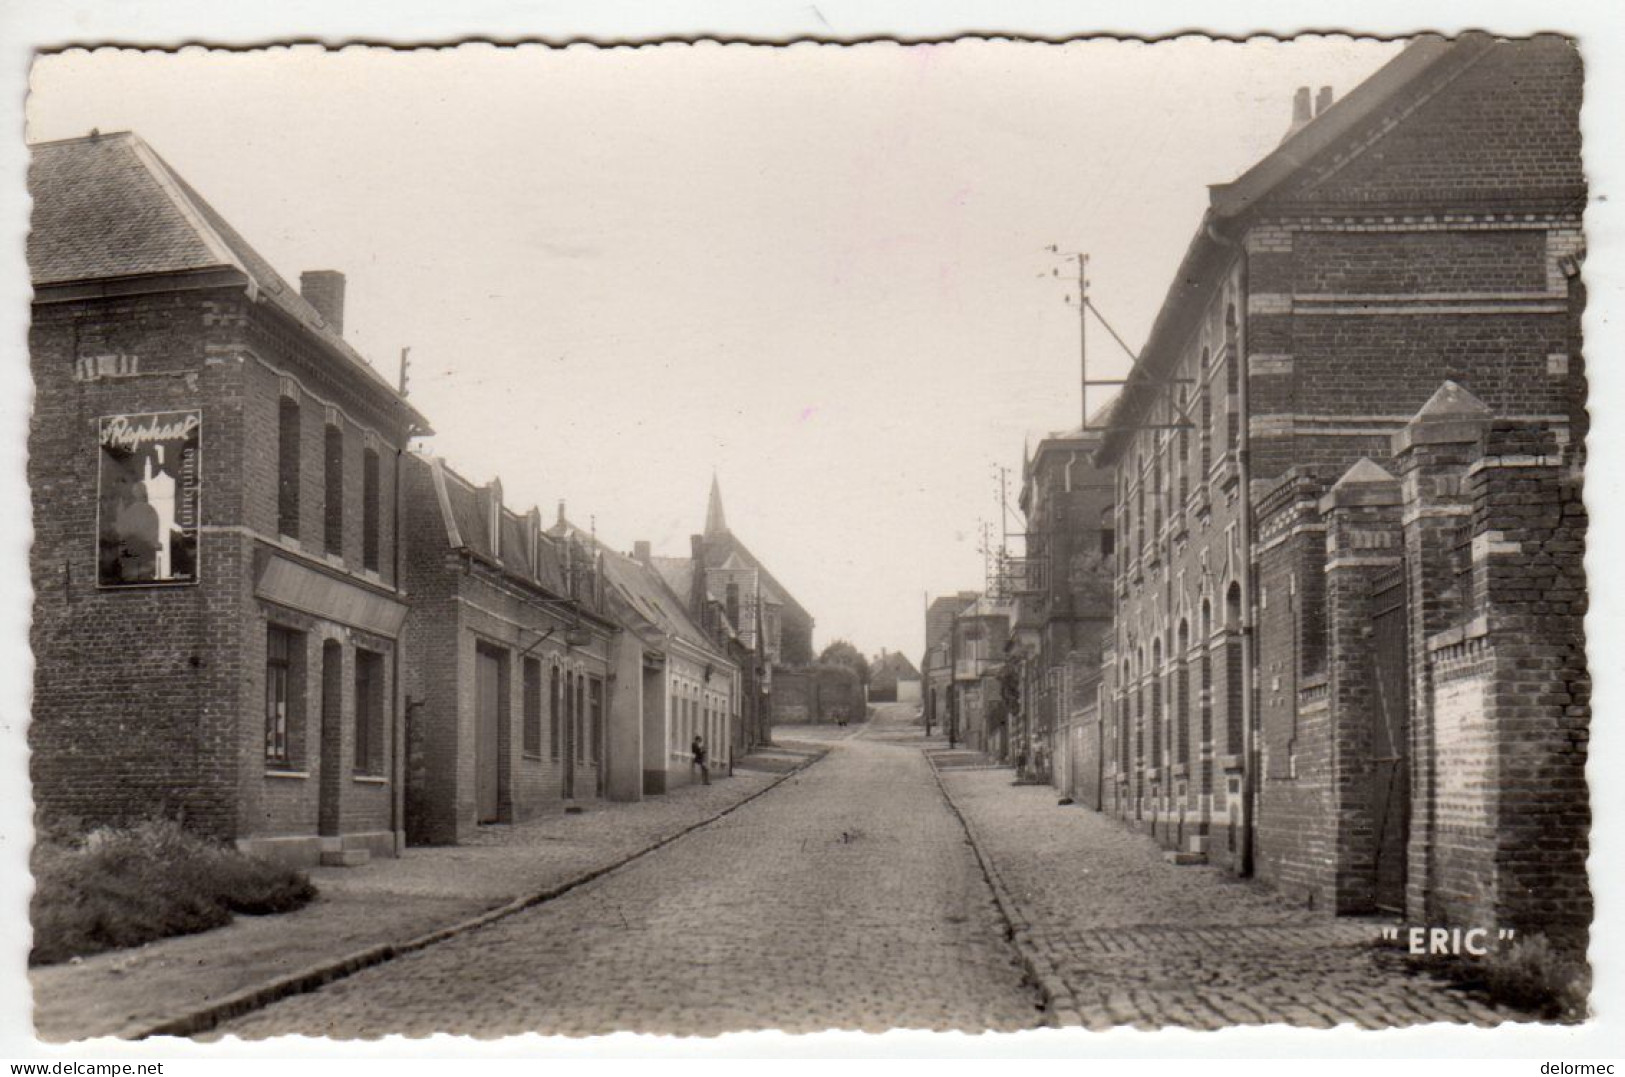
[
  {"xmin": 353, "ymin": 648, "xmax": 386, "ymax": 775},
  {"xmin": 265, "ymin": 625, "xmax": 305, "ymax": 766}
]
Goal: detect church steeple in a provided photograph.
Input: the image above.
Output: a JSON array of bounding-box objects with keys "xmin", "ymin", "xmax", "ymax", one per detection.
[{"xmin": 705, "ymin": 473, "xmax": 727, "ymax": 536}]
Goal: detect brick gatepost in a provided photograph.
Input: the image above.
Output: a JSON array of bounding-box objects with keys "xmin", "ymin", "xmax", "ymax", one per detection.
[
  {"xmin": 1392, "ymin": 382, "xmax": 1493, "ymax": 925},
  {"xmin": 1320, "ymin": 458, "xmax": 1404, "ymax": 914}
]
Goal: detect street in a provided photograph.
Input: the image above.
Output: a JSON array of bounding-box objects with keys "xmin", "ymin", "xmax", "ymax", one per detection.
[
  {"xmin": 209, "ymin": 704, "xmax": 1509, "ymax": 1038},
  {"xmin": 218, "ymin": 709, "xmax": 1043, "ymax": 1037}
]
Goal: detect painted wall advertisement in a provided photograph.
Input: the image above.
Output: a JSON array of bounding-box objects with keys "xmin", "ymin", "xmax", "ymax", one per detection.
[{"xmin": 97, "ymin": 410, "xmax": 201, "ymax": 587}]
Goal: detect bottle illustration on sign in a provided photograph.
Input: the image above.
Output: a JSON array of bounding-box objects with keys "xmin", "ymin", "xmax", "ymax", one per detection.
[{"xmin": 145, "ymin": 448, "xmax": 178, "ymax": 580}]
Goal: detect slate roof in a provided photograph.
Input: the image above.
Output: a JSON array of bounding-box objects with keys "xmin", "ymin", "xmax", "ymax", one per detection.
[
  {"xmin": 872, "ymin": 651, "xmax": 921, "ymax": 680},
  {"xmin": 409, "ymin": 453, "xmax": 573, "ymax": 600},
  {"xmin": 28, "ymin": 130, "xmax": 428, "ymax": 430},
  {"xmin": 697, "ymin": 531, "xmax": 809, "ymax": 623},
  {"xmin": 551, "ymin": 519, "xmax": 723, "ymax": 659},
  {"xmin": 649, "ymin": 555, "xmax": 694, "ymax": 604}
]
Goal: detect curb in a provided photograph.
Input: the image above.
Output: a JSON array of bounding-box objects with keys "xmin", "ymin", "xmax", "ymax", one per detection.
[
  {"xmin": 925, "ymin": 752, "xmax": 1086, "ymax": 1030},
  {"xmin": 127, "ymin": 747, "xmax": 830, "ymax": 1040}
]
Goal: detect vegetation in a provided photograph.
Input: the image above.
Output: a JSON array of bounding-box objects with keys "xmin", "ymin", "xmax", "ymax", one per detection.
[
  {"xmin": 30, "ymin": 818, "xmax": 317, "ymax": 966},
  {"xmin": 818, "ymin": 639, "xmax": 872, "ymax": 687},
  {"xmin": 1380, "ymin": 931, "xmax": 1589, "ymax": 1023}
]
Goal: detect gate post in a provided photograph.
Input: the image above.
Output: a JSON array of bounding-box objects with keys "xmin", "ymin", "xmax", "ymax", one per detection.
[
  {"xmin": 1392, "ymin": 382, "xmax": 1492, "ymax": 924},
  {"xmin": 1321, "ymin": 459, "xmax": 1403, "ymax": 914}
]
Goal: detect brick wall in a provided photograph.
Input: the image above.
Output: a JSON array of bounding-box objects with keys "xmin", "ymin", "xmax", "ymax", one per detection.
[{"xmin": 30, "ymin": 290, "xmax": 249, "ymax": 839}]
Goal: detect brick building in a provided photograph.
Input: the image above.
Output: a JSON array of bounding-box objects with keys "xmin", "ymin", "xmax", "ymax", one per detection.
[
  {"xmin": 399, "ymin": 454, "xmax": 626, "ymax": 845},
  {"xmin": 28, "ymin": 132, "xmax": 428, "ymax": 865},
  {"xmin": 1008, "ymin": 427, "xmax": 1115, "ymax": 783},
  {"xmin": 1088, "ymin": 35, "xmax": 1588, "ymax": 937}
]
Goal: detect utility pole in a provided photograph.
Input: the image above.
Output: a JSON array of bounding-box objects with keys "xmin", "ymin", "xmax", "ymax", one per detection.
[
  {"xmin": 398, "ymin": 346, "xmax": 411, "ymax": 397},
  {"xmin": 1077, "ymin": 253, "xmax": 1089, "ymax": 429}
]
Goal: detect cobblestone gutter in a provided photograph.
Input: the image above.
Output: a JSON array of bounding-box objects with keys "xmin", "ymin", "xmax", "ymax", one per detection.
[{"xmin": 925, "ymin": 752, "xmax": 1081, "ymax": 1029}]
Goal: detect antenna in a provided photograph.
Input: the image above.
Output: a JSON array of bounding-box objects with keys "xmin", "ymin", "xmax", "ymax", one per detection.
[{"xmin": 1042, "ymin": 246, "xmax": 1192, "ymax": 433}]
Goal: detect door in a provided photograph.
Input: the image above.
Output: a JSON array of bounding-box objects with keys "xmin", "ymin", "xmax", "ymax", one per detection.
[
  {"xmin": 561, "ymin": 671, "xmax": 576, "ymax": 800},
  {"xmin": 476, "ymin": 647, "xmax": 501, "ymax": 824},
  {"xmin": 318, "ymin": 640, "xmax": 343, "ymax": 836},
  {"xmin": 1370, "ymin": 566, "xmax": 1412, "ymax": 912}
]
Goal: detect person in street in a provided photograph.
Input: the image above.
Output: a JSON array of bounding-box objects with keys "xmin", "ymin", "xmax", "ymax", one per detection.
[{"xmin": 691, "ymin": 734, "xmax": 710, "ymax": 785}]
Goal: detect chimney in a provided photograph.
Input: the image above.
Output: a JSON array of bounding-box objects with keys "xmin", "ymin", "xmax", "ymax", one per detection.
[
  {"xmin": 1283, "ymin": 86, "xmax": 1313, "ymax": 142},
  {"xmin": 690, "ymin": 535, "xmax": 708, "ymax": 617},
  {"xmin": 1315, "ymin": 85, "xmax": 1334, "ymax": 116},
  {"xmin": 633, "ymin": 540, "xmax": 652, "ymax": 565},
  {"xmin": 300, "ymin": 270, "xmax": 346, "ymax": 336}
]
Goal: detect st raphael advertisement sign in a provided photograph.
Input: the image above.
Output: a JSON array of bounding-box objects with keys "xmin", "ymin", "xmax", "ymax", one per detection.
[{"xmin": 96, "ymin": 410, "xmax": 201, "ymax": 587}]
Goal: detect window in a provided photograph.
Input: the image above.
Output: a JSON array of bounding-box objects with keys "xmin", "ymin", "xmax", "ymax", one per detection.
[
  {"xmin": 549, "ymin": 665, "xmax": 561, "ymax": 759},
  {"xmin": 278, "ymin": 397, "xmax": 301, "ymax": 538},
  {"xmin": 354, "ymin": 648, "xmax": 386, "ymax": 775},
  {"xmin": 589, "ymin": 677, "xmax": 604, "ymax": 763},
  {"xmin": 265, "ymin": 626, "xmax": 304, "ymax": 766},
  {"xmin": 324, "ymin": 424, "xmax": 344, "ymax": 556},
  {"xmin": 576, "ymin": 674, "xmax": 587, "ymax": 763},
  {"xmin": 362, "ymin": 448, "xmax": 381, "ymax": 572},
  {"xmin": 523, "ymin": 657, "xmax": 542, "ymax": 756}
]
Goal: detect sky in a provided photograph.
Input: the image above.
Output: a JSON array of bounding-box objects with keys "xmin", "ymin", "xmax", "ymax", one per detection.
[{"xmin": 25, "ymin": 37, "xmax": 1405, "ymax": 661}]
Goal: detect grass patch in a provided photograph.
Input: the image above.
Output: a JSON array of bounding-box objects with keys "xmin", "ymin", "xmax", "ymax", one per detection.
[
  {"xmin": 1378, "ymin": 930, "xmax": 1590, "ymax": 1022},
  {"xmin": 30, "ymin": 819, "xmax": 317, "ymax": 967}
]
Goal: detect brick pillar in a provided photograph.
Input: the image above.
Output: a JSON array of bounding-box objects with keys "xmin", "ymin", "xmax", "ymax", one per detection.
[
  {"xmin": 1320, "ymin": 458, "xmax": 1403, "ymax": 914},
  {"xmin": 1468, "ymin": 424, "xmax": 1591, "ymax": 944},
  {"xmin": 1392, "ymin": 381, "xmax": 1492, "ymax": 924}
]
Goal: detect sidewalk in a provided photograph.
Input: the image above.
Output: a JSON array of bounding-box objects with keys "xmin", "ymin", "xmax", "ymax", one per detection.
[
  {"xmin": 31, "ymin": 742, "xmax": 824, "ymax": 1042},
  {"xmin": 935, "ymin": 765, "xmax": 1518, "ymax": 1029}
]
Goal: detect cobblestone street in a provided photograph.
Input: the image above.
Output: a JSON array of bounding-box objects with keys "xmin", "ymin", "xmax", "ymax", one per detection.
[
  {"xmin": 938, "ymin": 761, "xmax": 1523, "ymax": 1030},
  {"xmin": 204, "ymin": 709, "xmax": 1527, "ymax": 1039},
  {"xmin": 217, "ymin": 717, "xmax": 1042, "ymax": 1038}
]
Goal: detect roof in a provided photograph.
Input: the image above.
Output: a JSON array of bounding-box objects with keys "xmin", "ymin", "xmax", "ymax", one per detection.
[
  {"xmin": 1095, "ymin": 34, "xmax": 1508, "ymax": 463},
  {"xmin": 552, "ymin": 517, "xmax": 724, "ymax": 659},
  {"xmin": 649, "ymin": 555, "xmax": 694, "ymax": 603},
  {"xmin": 27, "ymin": 130, "xmax": 430, "ymax": 432},
  {"xmin": 697, "ymin": 530, "xmax": 811, "ymax": 624},
  {"xmin": 407, "ymin": 453, "xmax": 574, "ymax": 600},
  {"xmin": 872, "ymin": 651, "xmax": 921, "ymax": 680},
  {"xmin": 692, "ymin": 478, "xmax": 811, "ymax": 624}
]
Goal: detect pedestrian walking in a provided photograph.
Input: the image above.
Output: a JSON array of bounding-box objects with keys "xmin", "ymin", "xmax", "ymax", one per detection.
[{"xmin": 691, "ymin": 734, "xmax": 710, "ymax": 785}]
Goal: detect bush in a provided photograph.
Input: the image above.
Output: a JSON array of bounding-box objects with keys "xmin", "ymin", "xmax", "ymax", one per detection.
[
  {"xmin": 1381, "ymin": 930, "xmax": 1590, "ymax": 1023},
  {"xmin": 1478, "ymin": 935, "xmax": 1591, "ymax": 1022},
  {"xmin": 30, "ymin": 819, "xmax": 316, "ymax": 966}
]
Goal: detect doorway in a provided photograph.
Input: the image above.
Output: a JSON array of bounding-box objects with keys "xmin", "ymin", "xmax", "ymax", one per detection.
[{"xmin": 475, "ymin": 644, "xmax": 506, "ymax": 824}]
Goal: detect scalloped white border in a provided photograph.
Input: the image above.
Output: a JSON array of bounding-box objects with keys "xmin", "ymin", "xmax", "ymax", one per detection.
[{"xmin": 0, "ymin": 1, "xmax": 1619, "ymax": 1065}]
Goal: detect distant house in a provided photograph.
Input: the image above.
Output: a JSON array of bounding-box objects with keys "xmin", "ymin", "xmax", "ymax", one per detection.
[
  {"xmin": 868, "ymin": 649, "xmax": 921, "ymax": 704},
  {"xmin": 27, "ymin": 131, "xmax": 428, "ymax": 866}
]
